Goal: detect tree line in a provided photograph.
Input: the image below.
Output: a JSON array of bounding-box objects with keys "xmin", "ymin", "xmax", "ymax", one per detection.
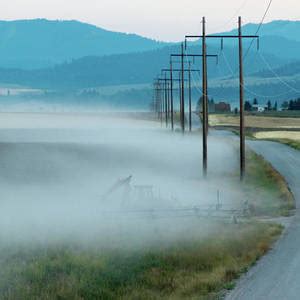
[
  {"xmin": 281, "ymin": 98, "xmax": 300, "ymax": 110},
  {"xmin": 244, "ymin": 98, "xmax": 278, "ymax": 111}
]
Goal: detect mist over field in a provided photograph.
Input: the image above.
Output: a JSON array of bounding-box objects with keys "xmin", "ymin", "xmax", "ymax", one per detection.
[
  {"xmin": 0, "ymin": 113, "xmax": 243, "ymax": 247},
  {"xmin": 0, "ymin": 5, "xmax": 298, "ymax": 297}
]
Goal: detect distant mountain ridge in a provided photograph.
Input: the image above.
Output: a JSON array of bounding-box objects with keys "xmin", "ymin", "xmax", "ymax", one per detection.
[
  {"xmin": 224, "ymin": 20, "xmax": 300, "ymax": 42},
  {"xmin": 0, "ymin": 19, "xmax": 170, "ymax": 69},
  {"xmin": 209, "ymin": 20, "xmax": 300, "ymax": 61},
  {"xmin": 0, "ymin": 19, "xmax": 300, "ymax": 69},
  {"xmin": 0, "ymin": 44, "xmax": 284, "ymax": 89},
  {"xmin": 0, "ymin": 18, "xmax": 300, "ymax": 103}
]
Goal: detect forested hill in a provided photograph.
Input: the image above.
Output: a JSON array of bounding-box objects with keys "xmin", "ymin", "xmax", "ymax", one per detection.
[
  {"xmin": 0, "ymin": 19, "xmax": 300, "ymax": 102},
  {"xmin": 224, "ymin": 20, "xmax": 300, "ymax": 42},
  {"xmin": 0, "ymin": 19, "xmax": 300, "ymax": 70},
  {"xmin": 253, "ymin": 61, "xmax": 300, "ymax": 78},
  {"xmin": 0, "ymin": 19, "xmax": 169, "ymax": 69},
  {"xmin": 0, "ymin": 45, "xmax": 283, "ymax": 89}
]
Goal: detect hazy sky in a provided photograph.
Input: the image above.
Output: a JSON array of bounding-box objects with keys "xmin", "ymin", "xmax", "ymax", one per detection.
[{"xmin": 0, "ymin": 0, "xmax": 299, "ymax": 41}]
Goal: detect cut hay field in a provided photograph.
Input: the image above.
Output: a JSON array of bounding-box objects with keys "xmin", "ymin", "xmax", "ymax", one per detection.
[
  {"xmin": 210, "ymin": 113, "xmax": 300, "ymax": 151},
  {"xmin": 253, "ymin": 131, "xmax": 300, "ymax": 151},
  {"xmin": 209, "ymin": 114, "xmax": 300, "ymax": 129},
  {"xmin": 254, "ymin": 131, "xmax": 300, "ymax": 141}
]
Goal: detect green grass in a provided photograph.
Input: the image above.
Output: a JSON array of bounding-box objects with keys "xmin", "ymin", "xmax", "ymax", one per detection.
[
  {"xmin": 220, "ymin": 111, "xmax": 300, "ymax": 118},
  {"xmin": 0, "ymin": 222, "xmax": 282, "ymax": 300},
  {"xmin": 244, "ymin": 150, "xmax": 295, "ymax": 217},
  {"xmin": 213, "ymin": 127, "xmax": 296, "ymax": 216}
]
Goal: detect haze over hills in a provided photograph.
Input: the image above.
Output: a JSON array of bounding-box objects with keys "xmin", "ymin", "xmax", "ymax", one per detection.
[
  {"xmin": 0, "ymin": 19, "xmax": 300, "ymax": 109},
  {"xmin": 225, "ymin": 20, "xmax": 300, "ymax": 42},
  {"xmin": 220, "ymin": 20, "xmax": 300, "ymax": 61},
  {"xmin": 0, "ymin": 44, "xmax": 285, "ymax": 89},
  {"xmin": 0, "ymin": 19, "xmax": 300, "ymax": 70},
  {"xmin": 254, "ymin": 60, "xmax": 300, "ymax": 78},
  {"xmin": 0, "ymin": 19, "xmax": 169, "ymax": 69}
]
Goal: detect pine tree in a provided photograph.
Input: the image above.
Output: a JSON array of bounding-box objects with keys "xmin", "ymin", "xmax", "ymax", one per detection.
[{"xmin": 244, "ymin": 101, "xmax": 252, "ymax": 111}]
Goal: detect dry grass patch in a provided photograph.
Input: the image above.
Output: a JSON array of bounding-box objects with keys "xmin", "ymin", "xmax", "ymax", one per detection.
[
  {"xmin": 254, "ymin": 131, "xmax": 300, "ymax": 141},
  {"xmin": 209, "ymin": 114, "xmax": 300, "ymax": 129},
  {"xmin": 253, "ymin": 131, "xmax": 300, "ymax": 151}
]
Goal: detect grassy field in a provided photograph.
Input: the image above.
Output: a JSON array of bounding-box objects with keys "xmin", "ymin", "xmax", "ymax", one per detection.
[
  {"xmin": 244, "ymin": 150, "xmax": 295, "ymax": 216},
  {"xmin": 0, "ymin": 222, "xmax": 282, "ymax": 300},
  {"xmin": 254, "ymin": 131, "xmax": 300, "ymax": 140},
  {"xmin": 209, "ymin": 114, "xmax": 300, "ymax": 129},
  {"xmin": 253, "ymin": 132, "xmax": 300, "ymax": 151},
  {"xmin": 0, "ymin": 147, "xmax": 293, "ymax": 300}
]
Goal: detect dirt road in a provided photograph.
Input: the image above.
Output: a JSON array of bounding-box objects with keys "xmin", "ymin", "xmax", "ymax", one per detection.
[{"xmin": 226, "ymin": 141, "xmax": 300, "ymax": 300}]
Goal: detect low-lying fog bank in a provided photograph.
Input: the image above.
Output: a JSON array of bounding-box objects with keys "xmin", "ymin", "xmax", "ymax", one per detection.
[{"xmin": 0, "ymin": 112, "xmax": 243, "ymax": 246}]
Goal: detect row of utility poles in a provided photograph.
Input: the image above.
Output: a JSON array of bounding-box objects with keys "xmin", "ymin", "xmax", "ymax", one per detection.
[{"xmin": 153, "ymin": 16, "xmax": 259, "ymax": 180}]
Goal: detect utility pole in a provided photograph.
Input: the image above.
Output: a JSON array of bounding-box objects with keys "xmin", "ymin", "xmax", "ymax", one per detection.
[
  {"xmin": 154, "ymin": 80, "xmax": 163, "ymax": 125},
  {"xmin": 162, "ymin": 77, "xmax": 165, "ymax": 127},
  {"xmin": 239, "ymin": 16, "xmax": 245, "ymax": 181},
  {"xmin": 154, "ymin": 81, "xmax": 160, "ymax": 119},
  {"xmin": 157, "ymin": 77, "xmax": 185, "ymax": 128},
  {"xmin": 165, "ymin": 81, "xmax": 167, "ymax": 121},
  {"xmin": 167, "ymin": 81, "xmax": 171, "ymax": 121},
  {"xmin": 170, "ymin": 60, "xmax": 174, "ymax": 131},
  {"xmin": 202, "ymin": 16, "xmax": 208, "ymax": 177},
  {"xmin": 185, "ymin": 16, "xmax": 259, "ymax": 179},
  {"xmin": 181, "ymin": 43, "xmax": 185, "ymax": 133},
  {"xmin": 164, "ymin": 73, "xmax": 168, "ymax": 128},
  {"xmin": 159, "ymin": 83, "xmax": 163, "ymax": 126},
  {"xmin": 163, "ymin": 67, "xmax": 202, "ymax": 132},
  {"xmin": 188, "ymin": 61, "xmax": 192, "ymax": 132},
  {"xmin": 170, "ymin": 54, "xmax": 218, "ymax": 133},
  {"xmin": 179, "ymin": 72, "xmax": 182, "ymax": 127}
]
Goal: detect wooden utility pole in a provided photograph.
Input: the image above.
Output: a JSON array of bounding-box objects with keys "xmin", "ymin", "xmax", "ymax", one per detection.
[
  {"xmin": 170, "ymin": 54, "xmax": 217, "ymax": 134},
  {"xmin": 164, "ymin": 74, "xmax": 168, "ymax": 128},
  {"xmin": 179, "ymin": 72, "xmax": 182, "ymax": 127},
  {"xmin": 155, "ymin": 81, "xmax": 160, "ymax": 119},
  {"xmin": 239, "ymin": 16, "xmax": 245, "ymax": 180},
  {"xmin": 166, "ymin": 81, "xmax": 169, "ymax": 122},
  {"xmin": 159, "ymin": 83, "xmax": 163, "ymax": 125},
  {"xmin": 157, "ymin": 77, "xmax": 184, "ymax": 128},
  {"xmin": 185, "ymin": 16, "xmax": 259, "ymax": 179},
  {"xmin": 167, "ymin": 81, "xmax": 171, "ymax": 121},
  {"xmin": 170, "ymin": 60, "xmax": 174, "ymax": 131},
  {"xmin": 181, "ymin": 43, "xmax": 185, "ymax": 133},
  {"xmin": 188, "ymin": 61, "xmax": 192, "ymax": 132},
  {"xmin": 162, "ymin": 67, "xmax": 201, "ymax": 132},
  {"xmin": 202, "ymin": 16, "xmax": 208, "ymax": 177}
]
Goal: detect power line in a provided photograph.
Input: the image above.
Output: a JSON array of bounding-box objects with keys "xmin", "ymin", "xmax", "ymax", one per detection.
[
  {"xmin": 221, "ymin": 50, "xmax": 298, "ymax": 98},
  {"xmin": 217, "ymin": 0, "xmax": 300, "ymax": 99},
  {"xmin": 243, "ymin": 0, "xmax": 274, "ymax": 60},
  {"xmin": 184, "ymin": 46, "xmax": 204, "ymax": 94},
  {"xmin": 257, "ymin": 52, "xmax": 300, "ymax": 94},
  {"xmin": 208, "ymin": 0, "xmax": 249, "ymax": 33},
  {"xmin": 189, "ymin": 37, "xmax": 295, "ymax": 100}
]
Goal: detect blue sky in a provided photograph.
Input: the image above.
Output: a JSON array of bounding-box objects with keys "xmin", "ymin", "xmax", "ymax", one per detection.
[{"xmin": 0, "ymin": 0, "xmax": 298, "ymax": 41}]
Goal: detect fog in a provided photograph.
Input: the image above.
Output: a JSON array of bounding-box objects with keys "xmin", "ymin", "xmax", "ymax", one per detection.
[{"xmin": 0, "ymin": 112, "xmax": 243, "ymax": 248}]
